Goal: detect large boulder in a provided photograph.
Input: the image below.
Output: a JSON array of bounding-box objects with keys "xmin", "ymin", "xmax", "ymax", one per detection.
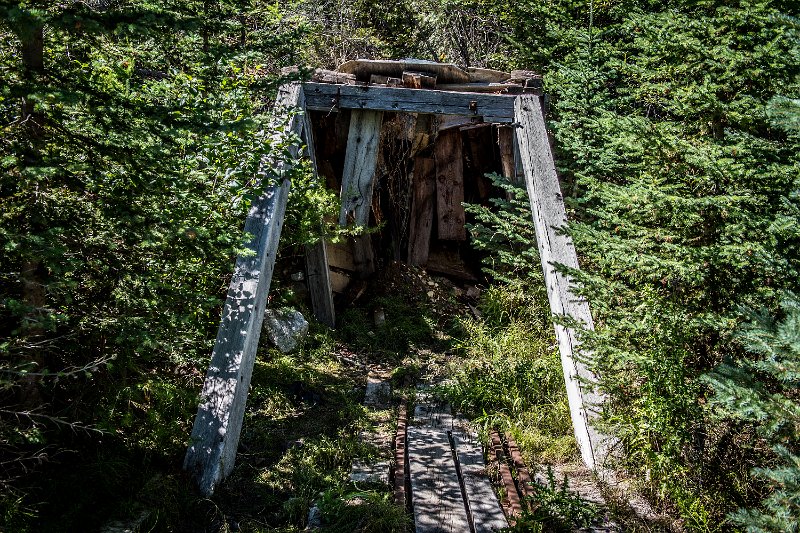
[{"xmin": 264, "ymin": 308, "xmax": 309, "ymax": 353}]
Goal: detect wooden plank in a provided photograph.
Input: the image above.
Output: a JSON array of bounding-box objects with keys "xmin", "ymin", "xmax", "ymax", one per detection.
[
  {"xmin": 184, "ymin": 83, "xmax": 302, "ymax": 496},
  {"xmin": 435, "ymin": 129, "xmax": 466, "ymax": 241},
  {"xmin": 453, "ymin": 434, "xmax": 509, "ymax": 532},
  {"xmin": 438, "ymin": 114, "xmax": 481, "ymax": 132},
  {"xmin": 411, "ymin": 114, "xmax": 434, "ymax": 156},
  {"xmin": 408, "ymin": 425, "xmax": 471, "ymax": 532},
  {"xmin": 329, "ymin": 270, "xmax": 351, "ymax": 294},
  {"xmin": 394, "ymin": 403, "xmax": 409, "ymax": 508},
  {"xmin": 514, "ymin": 95, "xmax": 610, "ymax": 470},
  {"xmin": 305, "ymin": 242, "xmax": 335, "ymax": 327},
  {"xmin": 490, "ymin": 430, "xmax": 522, "ymax": 520},
  {"xmin": 350, "ymin": 234, "xmax": 375, "ymax": 278},
  {"xmin": 505, "ymin": 433, "xmax": 534, "ymax": 503},
  {"xmin": 463, "ymin": 124, "xmax": 494, "ymax": 201},
  {"xmin": 339, "ymin": 109, "xmax": 383, "ymax": 227},
  {"xmin": 280, "ymin": 66, "xmax": 357, "ymax": 85},
  {"xmin": 312, "ymin": 68, "xmax": 356, "ymax": 84},
  {"xmin": 370, "ymin": 74, "xmax": 402, "ymax": 87},
  {"xmin": 302, "ymin": 107, "xmax": 336, "ymax": 329},
  {"xmin": 408, "ymin": 397, "xmax": 470, "ymax": 533},
  {"xmin": 339, "ymin": 109, "xmax": 382, "ymax": 277},
  {"xmin": 466, "ymin": 67, "xmax": 511, "ymax": 83},
  {"xmin": 338, "ymin": 59, "xmax": 471, "ymax": 84},
  {"xmin": 437, "ymin": 83, "xmax": 522, "ymax": 94},
  {"xmin": 326, "ymin": 241, "xmax": 355, "ymax": 271},
  {"xmin": 408, "ymin": 156, "xmax": 436, "ymax": 266},
  {"xmin": 303, "ymin": 82, "xmax": 516, "ymax": 123},
  {"xmin": 402, "ymin": 71, "xmax": 437, "ymax": 89},
  {"xmin": 498, "ymin": 126, "xmax": 516, "ymax": 184}
]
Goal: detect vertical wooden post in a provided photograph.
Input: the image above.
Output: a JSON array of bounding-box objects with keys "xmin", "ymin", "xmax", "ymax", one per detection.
[
  {"xmin": 339, "ymin": 110, "xmax": 383, "ymax": 277},
  {"xmin": 302, "ymin": 109, "xmax": 336, "ymax": 328},
  {"xmin": 407, "ymin": 156, "xmax": 436, "ymax": 266},
  {"xmin": 184, "ymin": 84, "xmax": 303, "ymax": 495},
  {"xmin": 498, "ymin": 125, "xmax": 524, "ymax": 187},
  {"xmin": 514, "ymin": 95, "xmax": 609, "ymax": 470},
  {"xmin": 434, "ymin": 129, "xmax": 466, "ymax": 241}
]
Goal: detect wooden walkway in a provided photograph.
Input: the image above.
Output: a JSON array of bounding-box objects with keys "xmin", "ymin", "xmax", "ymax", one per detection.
[{"xmin": 407, "ymin": 392, "xmax": 508, "ymax": 533}]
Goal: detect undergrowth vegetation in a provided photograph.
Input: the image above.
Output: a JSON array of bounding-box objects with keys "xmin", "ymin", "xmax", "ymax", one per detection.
[
  {"xmin": 443, "ymin": 175, "xmax": 576, "ymax": 464},
  {"xmin": 443, "ymin": 285, "xmax": 576, "ymax": 464}
]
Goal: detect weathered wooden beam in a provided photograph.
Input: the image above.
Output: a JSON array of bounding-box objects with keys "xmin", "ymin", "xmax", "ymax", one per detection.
[
  {"xmin": 339, "ymin": 109, "xmax": 383, "ymax": 227},
  {"xmin": 408, "ymin": 399, "xmax": 471, "ymax": 533},
  {"xmin": 302, "ymin": 106, "xmax": 336, "ymax": 329},
  {"xmin": 303, "ymin": 82, "xmax": 516, "ymax": 123},
  {"xmin": 463, "ymin": 124, "xmax": 494, "ymax": 201},
  {"xmin": 408, "ymin": 157, "xmax": 436, "ymax": 266},
  {"xmin": 498, "ymin": 126, "xmax": 517, "ymax": 184},
  {"xmin": 184, "ymin": 83, "xmax": 303, "ymax": 495},
  {"xmin": 514, "ymin": 95, "xmax": 609, "ymax": 470},
  {"xmin": 339, "ymin": 109, "xmax": 383, "ymax": 277},
  {"xmin": 402, "ymin": 71, "xmax": 437, "ymax": 89},
  {"xmin": 453, "ymin": 432, "xmax": 509, "ymax": 532},
  {"xmin": 435, "ymin": 129, "xmax": 466, "ymax": 241},
  {"xmin": 436, "ymin": 82, "xmax": 523, "ymax": 94},
  {"xmin": 305, "ymin": 241, "xmax": 335, "ymax": 327}
]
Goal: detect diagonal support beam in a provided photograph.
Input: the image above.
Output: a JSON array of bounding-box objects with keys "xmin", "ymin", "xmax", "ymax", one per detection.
[
  {"xmin": 514, "ymin": 95, "xmax": 610, "ymax": 470},
  {"xmin": 184, "ymin": 83, "xmax": 303, "ymax": 495}
]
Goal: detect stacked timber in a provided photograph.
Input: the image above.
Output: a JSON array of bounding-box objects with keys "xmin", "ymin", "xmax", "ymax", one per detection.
[{"xmin": 299, "ymin": 59, "xmax": 540, "ymax": 304}]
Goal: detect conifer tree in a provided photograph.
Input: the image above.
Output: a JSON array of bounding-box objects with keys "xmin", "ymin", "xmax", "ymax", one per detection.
[
  {"xmin": 703, "ymin": 14, "xmax": 800, "ymax": 528},
  {"xmin": 546, "ymin": 0, "xmax": 800, "ymax": 524},
  {"xmin": 0, "ymin": 1, "xmax": 325, "ymax": 527}
]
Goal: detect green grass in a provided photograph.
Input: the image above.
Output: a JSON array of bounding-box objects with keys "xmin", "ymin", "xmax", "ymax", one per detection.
[
  {"xmin": 3, "ymin": 276, "xmax": 576, "ymax": 532},
  {"xmin": 441, "ymin": 284, "xmax": 578, "ymax": 464}
]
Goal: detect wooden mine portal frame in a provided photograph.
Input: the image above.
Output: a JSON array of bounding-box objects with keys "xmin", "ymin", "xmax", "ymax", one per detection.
[{"xmin": 184, "ymin": 60, "xmax": 609, "ymax": 495}]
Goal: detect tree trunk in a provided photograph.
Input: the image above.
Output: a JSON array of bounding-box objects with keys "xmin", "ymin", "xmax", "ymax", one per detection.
[{"xmin": 15, "ymin": 16, "xmax": 46, "ymax": 407}]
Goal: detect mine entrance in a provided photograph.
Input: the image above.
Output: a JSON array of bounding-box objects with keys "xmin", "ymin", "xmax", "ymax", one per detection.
[{"xmin": 184, "ymin": 60, "xmax": 606, "ymax": 501}]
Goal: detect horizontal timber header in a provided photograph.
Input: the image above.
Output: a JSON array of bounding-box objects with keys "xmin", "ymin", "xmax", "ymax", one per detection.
[{"xmin": 302, "ymin": 82, "xmax": 517, "ymax": 123}]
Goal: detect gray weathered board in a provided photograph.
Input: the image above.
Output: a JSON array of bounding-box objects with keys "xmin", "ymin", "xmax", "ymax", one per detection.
[
  {"xmin": 453, "ymin": 433, "xmax": 510, "ymax": 533},
  {"xmin": 305, "ymin": 241, "xmax": 335, "ymax": 327},
  {"xmin": 184, "ymin": 83, "xmax": 310, "ymax": 495},
  {"xmin": 339, "ymin": 109, "xmax": 383, "ymax": 277},
  {"xmin": 339, "ymin": 109, "xmax": 383, "ymax": 227},
  {"xmin": 514, "ymin": 95, "xmax": 609, "ymax": 469},
  {"xmin": 409, "ymin": 395, "xmax": 507, "ymax": 533},
  {"xmin": 303, "ymin": 82, "xmax": 516, "ymax": 123},
  {"xmin": 338, "ymin": 59, "xmax": 472, "ymax": 84}
]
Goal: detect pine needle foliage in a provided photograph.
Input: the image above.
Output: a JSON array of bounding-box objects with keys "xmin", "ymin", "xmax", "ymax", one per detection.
[
  {"xmin": 704, "ymin": 297, "xmax": 800, "ymax": 532},
  {"xmin": 0, "ymin": 1, "xmax": 334, "ymax": 528},
  {"xmin": 544, "ymin": 0, "xmax": 800, "ymax": 526},
  {"xmin": 704, "ymin": 13, "xmax": 800, "ymax": 529}
]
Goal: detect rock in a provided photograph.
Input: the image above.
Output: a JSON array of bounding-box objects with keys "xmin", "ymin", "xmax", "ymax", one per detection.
[
  {"xmin": 305, "ymin": 504, "xmax": 322, "ymax": 530},
  {"xmin": 264, "ymin": 308, "xmax": 309, "ymax": 353},
  {"xmin": 373, "ymin": 307, "xmax": 386, "ymax": 327},
  {"xmin": 466, "ymin": 285, "xmax": 481, "ymax": 300}
]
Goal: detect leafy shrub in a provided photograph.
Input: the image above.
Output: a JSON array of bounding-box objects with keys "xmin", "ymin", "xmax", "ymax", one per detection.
[{"xmin": 508, "ymin": 467, "xmax": 600, "ymax": 532}]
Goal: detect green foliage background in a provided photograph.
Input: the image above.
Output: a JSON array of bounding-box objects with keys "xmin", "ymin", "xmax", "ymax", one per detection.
[{"xmin": 1, "ymin": 0, "xmax": 800, "ymax": 530}]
